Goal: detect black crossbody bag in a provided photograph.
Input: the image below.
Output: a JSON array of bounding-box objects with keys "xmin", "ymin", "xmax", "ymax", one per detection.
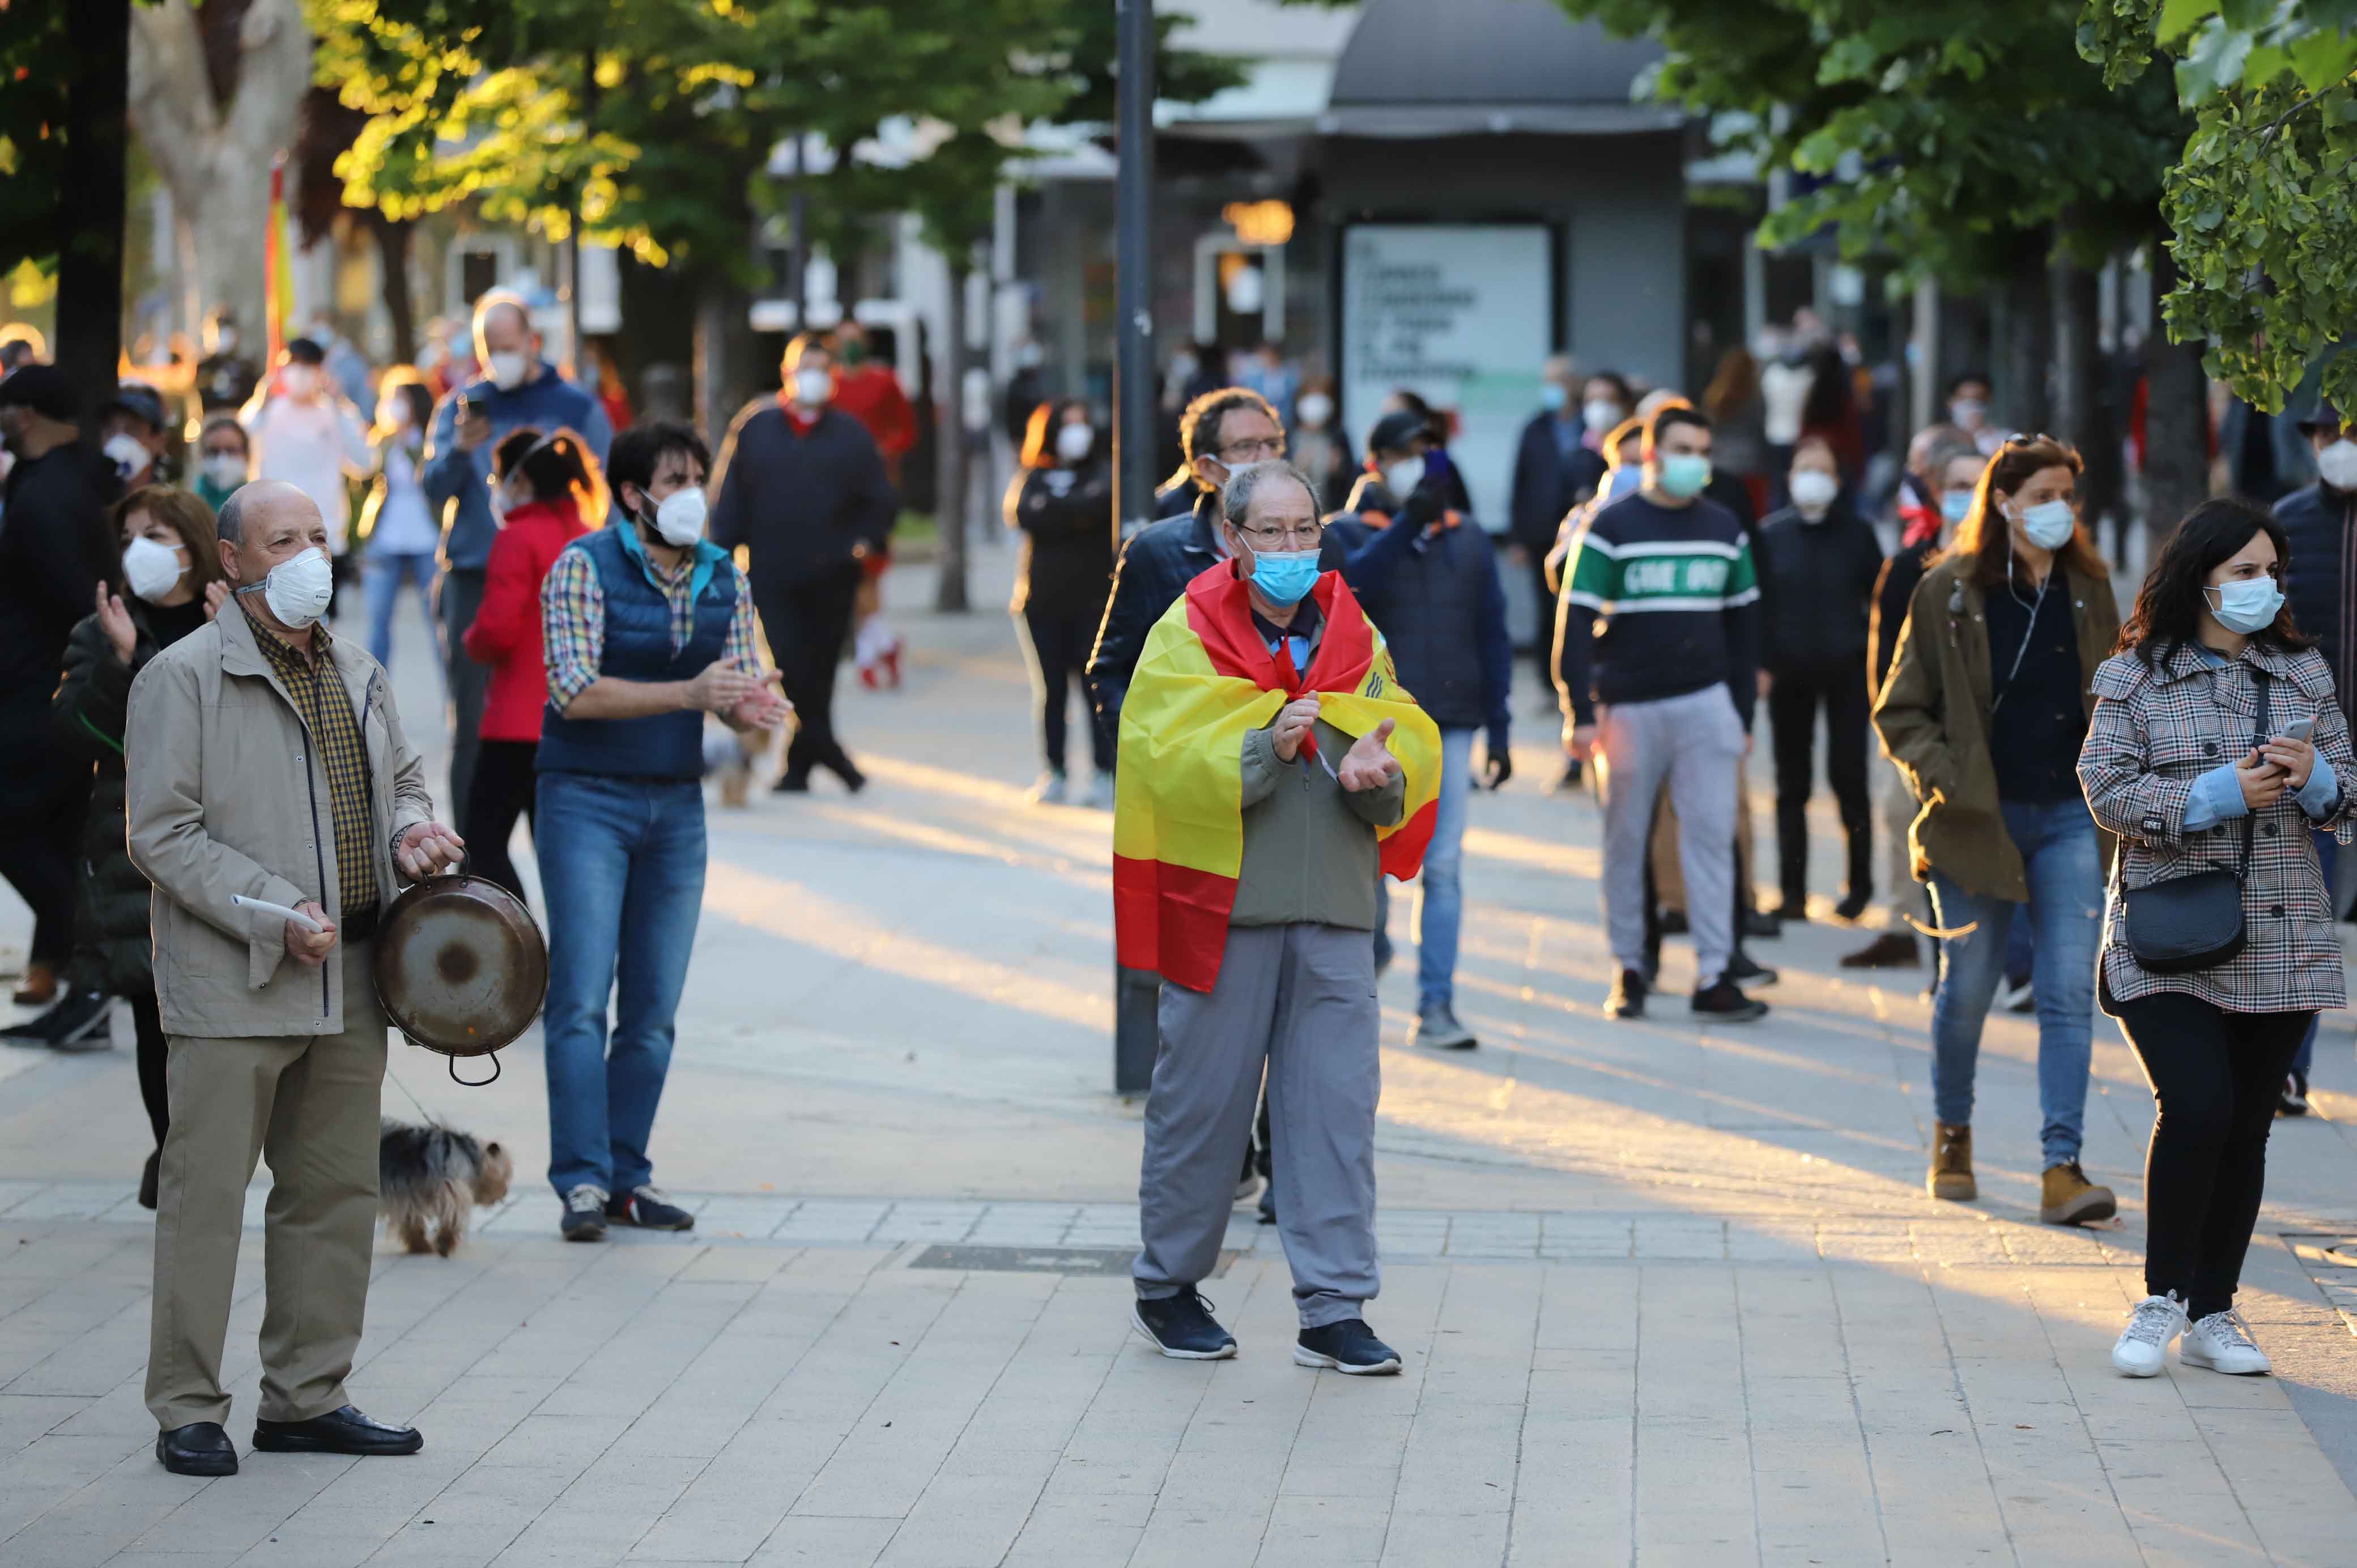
[{"xmin": 2118, "ymin": 668, "xmax": 2267, "ymax": 974}]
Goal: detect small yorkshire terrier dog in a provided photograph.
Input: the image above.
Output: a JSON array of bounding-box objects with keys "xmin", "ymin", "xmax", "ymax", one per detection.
[{"xmin": 378, "ymin": 1118, "xmax": 513, "ymax": 1256}]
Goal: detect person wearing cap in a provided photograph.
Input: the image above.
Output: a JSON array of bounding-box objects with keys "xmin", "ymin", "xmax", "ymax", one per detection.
[
  {"xmin": 241, "ymin": 339, "xmax": 371, "ymax": 610},
  {"xmin": 422, "ymin": 289, "xmax": 612, "ymax": 826},
  {"xmin": 2273, "ymin": 394, "xmax": 2357, "ymax": 1112},
  {"xmin": 1327, "ymin": 409, "xmax": 1512, "ymax": 1051},
  {"xmin": 0, "ymin": 365, "xmax": 120, "ymax": 1015},
  {"xmin": 101, "ymin": 382, "xmax": 175, "ymax": 491},
  {"xmin": 125, "ymin": 478, "xmax": 464, "ymax": 1477}
]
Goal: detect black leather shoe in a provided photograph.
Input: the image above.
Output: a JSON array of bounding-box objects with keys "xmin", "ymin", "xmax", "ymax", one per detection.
[
  {"xmin": 157, "ymin": 1421, "xmax": 237, "ymax": 1476},
  {"xmin": 252, "ymin": 1405, "xmax": 422, "ymax": 1456}
]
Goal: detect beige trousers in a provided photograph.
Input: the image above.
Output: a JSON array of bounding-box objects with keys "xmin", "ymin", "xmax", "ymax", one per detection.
[{"xmin": 146, "ymin": 940, "xmax": 387, "ymax": 1430}]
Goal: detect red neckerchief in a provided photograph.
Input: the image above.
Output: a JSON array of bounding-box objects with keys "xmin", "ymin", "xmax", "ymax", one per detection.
[
  {"xmin": 775, "ymin": 393, "xmax": 820, "ymax": 437},
  {"xmin": 1267, "ymin": 634, "xmax": 1316, "ymax": 761}
]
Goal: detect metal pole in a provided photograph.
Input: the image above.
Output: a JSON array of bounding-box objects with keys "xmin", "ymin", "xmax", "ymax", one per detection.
[
  {"xmin": 1112, "ymin": 0, "xmax": 1159, "ymax": 1097},
  {"xmin": 789, "ymin": 131, "xmax": 811, "ymax": 331}
]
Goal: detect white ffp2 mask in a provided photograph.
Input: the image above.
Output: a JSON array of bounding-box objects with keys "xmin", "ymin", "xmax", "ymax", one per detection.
[
  {"xmin": 648, "ymin": 487, "xmax": 708, "ymax": 548},
  {"xmin": 121, "ymin": 536, "xmax": 185, "ymax": 602},
  {"xmin": 238, "ymin": 547, "xmax": 335, "ymax": 629}
]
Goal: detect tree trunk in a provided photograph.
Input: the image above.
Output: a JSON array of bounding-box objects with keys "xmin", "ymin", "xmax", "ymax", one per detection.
[
  {"xmin": 933, "ymin": 261, "xmax": 971, "ymax": 613},
  {"xmin": 692, "ymin": 275, "xmax": 757, "ymax": 449},
  {"xmin": 56, "ymin": 0, "xmax": 132, "ymax": 424},
  {"xmin": 2001, "ymin": 228, "xmax": 2054, "ymax": 436},
  {"xmin": 2143, "ymin": 217, "xmax": 2211, "ymax": 542},
  {"xmin": 368, "ymin": 214, "xmax": 417, "ymax": 366},
  {"xmin": 2051, "ymin": 256, "xmax": 2122, "ymax": 553},
  {"xmin": 127, "ymin": 0, "xmax": 308, "ymax": 343}
]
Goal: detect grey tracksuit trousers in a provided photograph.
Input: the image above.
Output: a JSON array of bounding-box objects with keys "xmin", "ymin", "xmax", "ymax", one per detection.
[
  {"xmin": 1134, "ymin": 922, "xmax": 1380, "ymax": 1330},
  {"xmin": 1598, "ymin": 685, "xmax": 1745, "ymax": 986}
]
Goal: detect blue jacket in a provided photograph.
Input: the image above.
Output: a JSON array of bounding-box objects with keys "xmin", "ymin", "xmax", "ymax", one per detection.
[
  {"xmin": 2278, "ymin": 480, "xmax": 2357, "ymax": 721},
  {"xmin": 421, "ymin": 364, "xmax": 613, "ymax": 572},
  {"xmin": 1328, "ymin": 474, "xmax": 1512, "ymax": 743},
  {"xmin": 535, "ymin": 523, "xmax": 737, "ymax": 781}
]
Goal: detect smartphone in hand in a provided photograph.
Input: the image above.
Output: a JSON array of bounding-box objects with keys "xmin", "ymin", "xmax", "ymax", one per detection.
[{"xmin": 2278, "ymin": 716, "xmax": 2317, "ymax": 743}]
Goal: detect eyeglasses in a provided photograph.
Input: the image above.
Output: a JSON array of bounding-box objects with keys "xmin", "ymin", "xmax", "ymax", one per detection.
[
  {"xmin": 1218, "ymin": 437, "xmax": 1286, "ymax": 462},
  {"xmin": 2002, "ymin": 432, "xmax": 2061, "ymax": 448},
  {"xmin": 1236, "ymin": 522, "xmax": 1323, "ymax": 551}
]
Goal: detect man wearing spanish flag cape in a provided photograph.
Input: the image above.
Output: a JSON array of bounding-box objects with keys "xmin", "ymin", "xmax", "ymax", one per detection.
[{"xmin": 1114, "ymin": 462, "xmax": 1441, "ymax": 1375}]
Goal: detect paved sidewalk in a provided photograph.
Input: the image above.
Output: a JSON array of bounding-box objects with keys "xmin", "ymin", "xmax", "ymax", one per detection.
[{"xmin": 5, "ymin": 544, "xmax": 2357, "ymax": 1564}]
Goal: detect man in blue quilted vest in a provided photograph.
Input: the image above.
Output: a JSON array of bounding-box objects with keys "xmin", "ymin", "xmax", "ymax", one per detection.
[{"xmin": 536, "ymin": 421, "xmax": 790, "ymax": 1240}]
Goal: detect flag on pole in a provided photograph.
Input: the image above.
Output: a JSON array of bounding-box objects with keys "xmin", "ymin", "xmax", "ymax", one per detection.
[
  {"xmin": 265, "ymin": 154, "xmax": 290, "ymax": 362},
  {"xmin": 1112, "ymin": 563, "xmax": 1442, "ymax": 992}
]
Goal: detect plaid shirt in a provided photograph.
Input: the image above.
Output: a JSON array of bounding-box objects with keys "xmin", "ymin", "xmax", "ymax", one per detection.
[
  {"xmin": 2081, "ymin": 641, "xmax": 2357, "ymax": 1012},
  {"xmin": 250, "ymin": 620, "xmax": 379, "ymax": 921},
  {"xmin": 541, "ymin": 530, "xmax": 761, "ymax": 710}
]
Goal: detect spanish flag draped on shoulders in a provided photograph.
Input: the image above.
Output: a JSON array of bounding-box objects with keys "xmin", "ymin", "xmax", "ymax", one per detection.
[{"xmin": 1113, "ymin": 560, "xmax": 1444, "ymax": 992}]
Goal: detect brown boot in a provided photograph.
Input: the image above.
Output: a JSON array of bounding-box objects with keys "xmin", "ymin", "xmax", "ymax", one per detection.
[
  {"xmin": 10, "ymin": 960, "xmax": 56, "ymax": 1007},
  {"xmin": 2040, "ymin": 1161, "xmax": 2117, "ymax": 1226},
  {"xmin": 1927, "ymin": 1123, "xmax": 1975, "ymax": 1201}
]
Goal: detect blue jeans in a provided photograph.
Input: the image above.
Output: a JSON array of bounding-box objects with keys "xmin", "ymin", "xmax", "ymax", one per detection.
[
  {"xmin": 363, "ymin": 550, "xmax": 443, "ymax": 680},
  {"xmin": 2295, "ymin": 826, "xmax": 2338, "ymax": 1075},
  {"xmin": 1372, "ymin": 726, "xmax": 1473, "ymax": 1010},
  {"xmin": 536, "ymin": 773, "xmax": 707, "ymax": 1199},
  {"xmin": 1926, "ymin": 798, "xmax": 2103, "ymax": 1167}
]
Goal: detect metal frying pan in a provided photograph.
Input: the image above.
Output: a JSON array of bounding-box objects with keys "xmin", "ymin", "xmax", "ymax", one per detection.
[{"xmin": 372, "ymin": 871, "xmax": 547, "ymax": 1085}]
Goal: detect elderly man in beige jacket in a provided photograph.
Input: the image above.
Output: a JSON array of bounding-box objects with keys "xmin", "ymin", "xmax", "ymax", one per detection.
[{"xmin": 126, "ymin": 478, "xmax": 463, "ymax": 1477}]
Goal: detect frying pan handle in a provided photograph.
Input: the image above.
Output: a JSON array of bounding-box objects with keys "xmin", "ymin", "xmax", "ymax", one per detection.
[{"xmin": 447, "ymin": 1051, "xmax": 501, "ymax": 1088}]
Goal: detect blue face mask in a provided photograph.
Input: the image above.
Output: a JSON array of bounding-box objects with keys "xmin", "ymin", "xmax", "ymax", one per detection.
[
  {"xmin": 1656, "ymin": 453, "xmax": 1712, "ymax": 499},
  {"xmin": 1538, "ymin": 382, "xmax": 1568, "ymax": 412},
  {"xmin": 1940, "ymin": 492, "xmax": 1972, "ymax": 523},
  {"xmin": 1249, "ymin": 548, "xmax": 1321, "ymax": 607},
  {"xmin": 2207, "ymin": 576, "xmax": 2284, "ymax": 635}
]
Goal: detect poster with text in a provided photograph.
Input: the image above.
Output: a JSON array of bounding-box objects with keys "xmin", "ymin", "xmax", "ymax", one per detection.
[{"xmin": 1341, "ymin": 224, "xmax": 1552, "ymax": 534}]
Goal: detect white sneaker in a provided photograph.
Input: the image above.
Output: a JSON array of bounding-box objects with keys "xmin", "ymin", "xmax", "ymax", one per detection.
[
  {"xmin": 1027, "ymin": 771, "xmax": 1068, "ymax": 806},
  {"xmin": 2111, "ymin": 1293, "xmax": 2189, "ymax": 1377},
  {"xmin": 1084, "ymin": 773, "xmax": 1116, "ymax": 811},
  {"xmin": 2181, "ymin": 1309, "xmax": 2272, "ymax": 1375}
]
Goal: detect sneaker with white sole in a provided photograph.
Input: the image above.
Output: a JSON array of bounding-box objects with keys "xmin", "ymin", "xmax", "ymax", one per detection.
[
  {"xmin": 560, "ymin": 1184, "xmax": 610, "ymax": 1242},
  {"xmin": 1295, "ymin": 1318, "xmax": 1402, "ymax": 1375},
  {"xmin": 1084, "ymin": 773, "xmax": 1116, "ymax": 811},
  {"xmin": 1027, "ymin": 770, "xmax": 1069, "ymax": 806},
  {"xmin": 2181, "ymin": 1309, "xmax": 2271, "ymax": 1375},
  {"xmin": 2111, "ymin": 1292, "xmax": 2188, "ymax": 1377},
  {"xmin": 606, "ymin": 1184, "xmax": 695, "ymax": 1230},
  {"xmin": 1133, "ymin": 1287, "xmax": 1237, "ymax": 1360}
]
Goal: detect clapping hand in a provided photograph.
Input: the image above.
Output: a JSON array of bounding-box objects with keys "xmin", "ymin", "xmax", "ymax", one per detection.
[
  {"xmin": 729, "ymin": 681, "xmax": 793, "ymax": 732},
  {"xmin": 94, "ymin": 583, "xmax": 137, "ymax": 663},
  {"xmin": 1271, "ymin": 694, "xmax": 1321, "ymax": 762},
  {"xmin": 1337, "ymin": 718, "xmax": 1403, "ymax": 792},
  {"xmin": 203, "ymin": 580, "xmax": 229, "ymax": 620}
]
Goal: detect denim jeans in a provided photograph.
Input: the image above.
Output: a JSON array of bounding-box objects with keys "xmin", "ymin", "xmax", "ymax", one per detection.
[
  {"xmin": 1372, "ymin": 726, "xmax": 1474, "ymax": 1010},
  {"xmin": 2295, "ymin": 825, "xmax": 2338, "ymax": 1076},
  {"xmin": 363, "ymin": 551, "xmax": 443, "ymax": 681},
  {"xmin": 1926, "ymin": 798, "xmax": 2103, "ymax": 1167},
  {"xmin": 536, "ymin": 772, "xmax": 708, "ymax": 1199}
]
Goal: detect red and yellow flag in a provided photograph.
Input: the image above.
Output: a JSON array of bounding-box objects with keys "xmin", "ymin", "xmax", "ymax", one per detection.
[{"xmin": 1114, "ymin": 564, "xmax": 1443, "ymax": 992}]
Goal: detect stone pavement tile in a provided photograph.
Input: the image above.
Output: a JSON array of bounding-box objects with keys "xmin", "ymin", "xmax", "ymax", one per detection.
[
  {"xmin": 997, "ymin": 1493, "xmax": 1152, "ymax": 1566},
  {"xmin": 1632, "ymin": 1418, "xmax": 1755, "ymax": 1559},
  {"xmin": 120, "ymin": 1448, "xmax": 352, "ymax": 1559},
  {"xmin": 1633, "ymin": 1264, "xmax": 1740, "ymax": 1426},
  {"xmin": 1632, "ymin": 1217, "xmax": 1728, "ymax": 1260},
  {"xmin": 0, "ymin": 1432, "xmax": 159, "ymax": 1544},
  {"xmin": 1380, "ymin": 1507, "xmax": 1508, "ymax": 1567},
  {"xmin": 743, "ymin": 1514, "xmax": 899, "ymax": 1566},
  {"xmin": 234, "ymin": 1448, "xmax": 484, "ymax": 1568},
  {"xmin": 770, "ymin": 1200, "xmax": 888, "ymax": 1244},
  {"xmin": 2183, "ymin": 1406, "xmax": 2357, "ymax": 1564},
  {"xmin": 1388, "ymin": 1400, "xmax": 1520, "ymax": 1519},
  {"xmin": 488, "ymin": 1450, "xmax": 704, "ymax": 1566},
  {"xmin": 473, "ymin": 1411, "xmax": 633, "ymax": 1470},
  {"xmin": 0, "ymin": 1442, "xmax": 199, "ymax": 1568},
  {"xmin": 1257, "ymin": 1493, "xmax": 1389, "ymax": 1565},
  {"xmin": 363, "ymin": 1460, "xmax": 580, "ymax": 1567},
  {"xmin": 1416, "ymin": 1263, "xmax": 1541, "ymax": 1408},
  {"xmin": 685, "ymin": 1197, "xmax": 796, "ymax": 1241},
  {"xmin": 2098, "ymin": 1442, "xmax": 2269, "ymax": 1566},
  {"xmin": 874, "ymin": 1455, "xmax": 1062, "ymax": 1567},
  {"xmin": 1504, "ymin": 1416, "xmax": 1634, "ymax": 1566}
]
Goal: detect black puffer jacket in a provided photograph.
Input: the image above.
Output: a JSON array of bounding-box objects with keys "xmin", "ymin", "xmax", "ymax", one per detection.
[
  {"xmin": 1754, "ymin": 501, "xmax": 1885, "ymax": 675},
  {"xmin": 52, "ymin": 599, "xmax": 208, "ymax": 993}
]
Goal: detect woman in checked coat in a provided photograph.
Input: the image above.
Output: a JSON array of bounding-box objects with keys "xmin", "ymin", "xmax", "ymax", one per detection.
[{"xmin": 2079, "ymin": 497, "xmax": 2357, "ymax": 1380}]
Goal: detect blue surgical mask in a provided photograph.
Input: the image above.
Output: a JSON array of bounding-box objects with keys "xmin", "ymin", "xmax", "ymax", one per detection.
[
  {"xmin": 1539, "ymin": 382, "xmax": 1568, "ymax": 412},
  {"xmin": 2017, "ymin": 499, "xmax": 2076, "ymax": 549},
  {"xmin": 1657, "ymin": 453, "xmax": 1712, "ymax": 499},
  {"xmin": 1249, "ymin": 548, "xmax": 1321, "ymax": 607},
  {"xmin": 2207, "ymin": 577, "xmax": 2284, "ymax": 635},
  {"xmin": 1940, "ymin": 492, "xmax": 1972, "ymax": 523}
]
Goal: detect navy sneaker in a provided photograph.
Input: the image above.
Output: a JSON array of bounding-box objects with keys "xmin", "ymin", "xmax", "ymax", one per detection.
[
  {"xmin": 606, "ymin": 1185, "xmax": 695, "ymax": 1231},
  {"xmin": 1295, "ymin": 1318, "xmax": 1402, "ymax": 1375},
  {"xmin": 1133, "ymin": 1288, "xmax": 1237, "ymax": 1360},
  {"xmin": 560, "ymin": 1184, "xmax": 609, "ymax": 1242}
]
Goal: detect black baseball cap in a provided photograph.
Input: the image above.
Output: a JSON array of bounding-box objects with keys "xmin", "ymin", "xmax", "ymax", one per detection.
[
  {"xmin": 1366, "ymin": 410, "xmax": 1429, "ymax": 458},
  {"xmin": 0, "ymin": 363, "xmax": 77, "ymax": 423},
  {"xmin": 104, "ymin": 381, "xmax": 168, "ymax": 432}
]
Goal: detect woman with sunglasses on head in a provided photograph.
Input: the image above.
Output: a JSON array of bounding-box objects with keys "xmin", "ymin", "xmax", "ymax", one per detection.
[
  {"xmin": 1874, "ymin": 434, "xmax": 2120, "ymax": 1225},
  {"xmin": 459, "ymin": 427, "xmax": 599, "ymax": 905},
  {"xmin": 2081, "ymin": 497, "xmax": 2354, "ymax": 1376}
]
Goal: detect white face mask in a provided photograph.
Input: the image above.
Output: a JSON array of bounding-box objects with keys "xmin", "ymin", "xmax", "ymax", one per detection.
[
  {"xmin": 1950, "ymin": 397, "xmax": 1987, "ymax": 429},
  {"xmin": 486, "ymin": 351, "xmax": 530, "ymax": 390},
  {"xmin": 121, "ymin": 536, "xmax": 185, "ymax": 602},
  {"xmin": 647, "ymin": 486, "xmax": 708, "ymax": 548},
  {"xmin": 281, "ymin": 365, "xmax": 322, "ymax": 399},
  {"xmin": 1055, "ymin": 423, "xmax": 1095, "ymax": 465},
  {"xmin": 1583, "ymin": 399, "xmax": 1623, "ymax": 433},
  {"xmin": 239, "ymin": 547, "xmax": 334, "ymax": 629},
  {"xmin": 1788, "ymin": 469, "xmax": 1839, "ymax": 514},
  {"xmin": 794, "ymin": 368, "xmax": 833, "ymax": 407},
  {"xmin": 1382, "ymin": 455, "xmax": 1426, "ymax": 497},
  {"xmin": 1296, "ymin": 392, "xmax": 1333, "ymax": 428},
  {"xmin": 202, "ymin": 453, "xmax": 246, "ymax": 489},
  {"xmin": 2317, "ymin": 437, "xmax": 2357, "ymax": 491},
  {"xmin": 377, "ymin": 399, "xmax": 410, "ymax": 430},
  {"xmin": 103, "ymin": 432, "xmax": 151, "ymax": 483}
]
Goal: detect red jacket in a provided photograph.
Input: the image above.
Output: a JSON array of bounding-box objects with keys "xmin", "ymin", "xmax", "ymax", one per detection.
[
  {"xmin": 831, "ymin": 365, "xmax": 916, "ymax": 463},
  {"xmin": 463, "ymin": 497, "xmax": 590, "ymax": 742}
]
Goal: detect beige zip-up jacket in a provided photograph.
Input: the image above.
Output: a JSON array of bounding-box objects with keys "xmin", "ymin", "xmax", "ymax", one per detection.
[{"xmin": 125, "ymin": 600, "xmax": 433, "ymax": 1038}]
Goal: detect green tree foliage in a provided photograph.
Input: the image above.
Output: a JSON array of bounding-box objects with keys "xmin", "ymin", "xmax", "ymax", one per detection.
[
  {"xmin": 2081, "ymin": 1, "xmax": 2357, "ymax": 411},
  {"xmin": 1551, "ymin": 0, "xmax": 2184, "ymax": 283}
]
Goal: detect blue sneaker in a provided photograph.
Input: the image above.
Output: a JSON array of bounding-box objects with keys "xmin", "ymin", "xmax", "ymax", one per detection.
[
  {"xmin": 1295, "ymin": 1318, "xmax": 1401, "ymax": 1375},
  {"xmin": 606, "ymin": 1185, "xmax": 695, "ymax": 1231},
  {"xmin": 1133, "ymin": 1288, "xmax": 1237, "ymax": 1360}
]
